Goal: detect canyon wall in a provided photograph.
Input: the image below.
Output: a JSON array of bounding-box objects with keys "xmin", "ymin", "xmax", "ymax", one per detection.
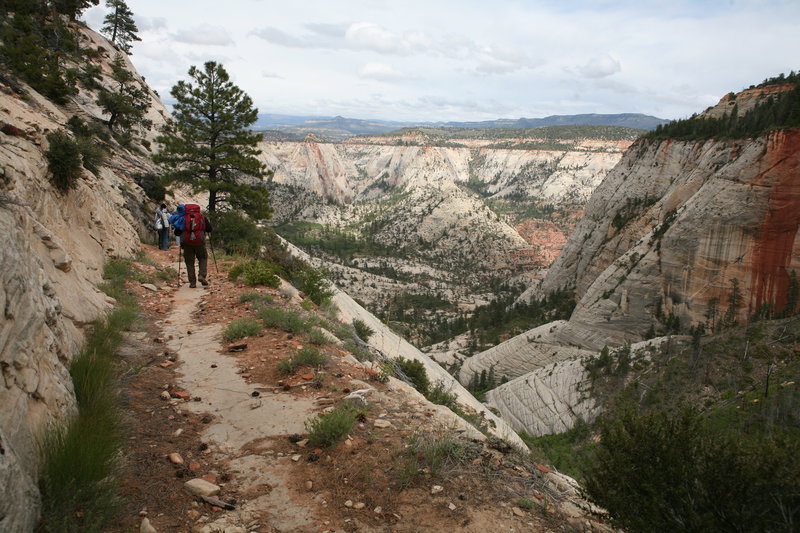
[
  {"xmin": 461, "ymin": 123, "xmax": 800, "ymax": 435},
  {"xmin": 0, "ymin": 26, "xmax": 165, "ymax": 530}
]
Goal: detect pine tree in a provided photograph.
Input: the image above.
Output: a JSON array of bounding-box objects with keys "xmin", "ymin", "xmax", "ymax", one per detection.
[
  {"xmin": 101, "ymin": 0, "xmax": 140, "ymax": 54},
  {"xmin": 96, "ymin": 54, "xmax": 150, "ymax": 132},
  {"xmin": 154, "ymin": 61, "xmax": 271, "ymax": 218},
  {"xmin": 722, "ymin": 278, "xmax": 744, "ymax": 328},
  {"xmin": 51, "ymin": 0, "xmax": 99, "ymax": 20}
]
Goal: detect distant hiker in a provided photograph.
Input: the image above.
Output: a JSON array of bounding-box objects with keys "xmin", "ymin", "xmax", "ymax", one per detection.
[
  {"xmin": 153, "ymin": 203, "xmax": 171, "ymax": 250},
  {"xmin": 171, "ymin": 203, "xmax": 213, "ymax": 288},
  {"xmin": 168, "ymin": 204, "xmax": 184, "ymax": 246}
]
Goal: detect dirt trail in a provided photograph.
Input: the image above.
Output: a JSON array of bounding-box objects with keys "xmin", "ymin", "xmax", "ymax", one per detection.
[
  {"xmin": 119, "ymin": 246, "xmax": 610, "ymax": 533},
  {"xmin": 164, "ymin": 285, "xmax": 319, "ymax": 532}
]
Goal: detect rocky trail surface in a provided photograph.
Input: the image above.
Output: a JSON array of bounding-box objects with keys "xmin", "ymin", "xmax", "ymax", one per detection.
[{"xmin": 111, "ymin": 245, "xmax": 611, "ymax": 533}]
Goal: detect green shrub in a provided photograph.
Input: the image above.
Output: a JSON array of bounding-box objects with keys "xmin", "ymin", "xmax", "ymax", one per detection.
[
  {"xmin": 353, "ymin": 319, "xmax": 375, "ymax": 342},
  {"xmin": 208, "ymin": 210, "xmax": 270, "ymax": 257},
  {"xmin": 517, "ymin": 498, "xmax": 535, "ymax": 510},
  {"xmin": 307, "ymin": 328, "xmax": 328, "ymax": 346},
  {"xmin": 425, "ymin": 381, "xmax": 458, "ymax": 408},
  {"xmin": 306, "ymin": 404, "xmax": 360, "ymax": 447},
  {"xmin": 407, "ymin": 431, "xmax": 478, "ymax": 476},
  {"xmin": 294, "ymin": 347, "xmax": 327, "ymax": 367},
  {"xmin": 257, "ymin": 306, "xmax": 311, "ymax": 333},
  {"xmin": 222, "ymin": 318, "xmax": 262, "ymax": 342},
  {"xmin": 76, "ymin": 137, "xmax": 106, "ymax": 175},
  {"xmin": 239, "ymin": 291, "xmax": 273, "ymax": 304},
  {"xmin": 292, "ymin": 266, "xmax": 334, "ymax": 306},
  {"xmin": 279, "ymin": 347, "xmax": 327, "ymax": 374},
  {"xmin": 46, "ymin": 131, "xmax": 83, "ymax": 193},
  {"xmin": 228, "ymin": 260, "xmax": 282, "ymax": 287},
  {"xmin": 584, "ymin": 407, "xmax": 800, "ymax": 533},
  {"xmin": 132, "ymin": 172, "xmax": 166, "ymax": 203},
  {"xmin": 39, "ymin": 258, "xmax": 139, "ymax": 532},
  {"xmin": 343, "ymin": 339, "xmax": 372, "ymax": 362},
  {"xmin": 395, "ymin": 357, "xmax": 430, "ymax": 395}
]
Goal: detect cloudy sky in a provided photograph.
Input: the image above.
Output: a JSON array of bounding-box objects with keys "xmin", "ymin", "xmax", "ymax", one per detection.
[{"xmin": 83, "ymin": 0, "xmax": 800, "ymax": 122}]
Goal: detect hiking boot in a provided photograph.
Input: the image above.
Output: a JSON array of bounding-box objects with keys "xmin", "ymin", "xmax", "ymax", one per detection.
[
  {"xmin": 200, "ymin": 279, "xmax": 210, "ymax": 286},
  {"xmin": 189, "ymin": 283, "xmax": 196, "ymax": 288}
]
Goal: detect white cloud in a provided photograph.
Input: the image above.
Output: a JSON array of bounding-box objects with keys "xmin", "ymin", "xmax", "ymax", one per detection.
[
  {"xmin": 358, "ymin": 62, "xmax": 405, "ymax": 81},
  {"xmin": 172, "ymin": 25, "xmax": 234, "ymax": 46},
  {"xmin": 135, "ymin": 15, "xmax": 168, "ymax": 33},
  {"xmin": 578, "ymin": 55, "xmax": 622, "ymax": 79},
  {"xmin": 345, "ymin": 22, "xmax": 405, "ymax": 54}
]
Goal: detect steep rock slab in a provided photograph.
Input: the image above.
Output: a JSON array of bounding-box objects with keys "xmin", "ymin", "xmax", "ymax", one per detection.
[
  {"xmin": 458, "ymin": 321, "xmax": 595, "ymax": 386},
  {"xmin": 486, "ymin": 357, "xmax": 596, "ymax": 436}
]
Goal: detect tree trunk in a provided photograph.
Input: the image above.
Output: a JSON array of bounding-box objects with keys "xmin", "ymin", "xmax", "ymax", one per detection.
[{"xmin": 208, "ymin": 189, "xmax": 217, "ymax": 213}]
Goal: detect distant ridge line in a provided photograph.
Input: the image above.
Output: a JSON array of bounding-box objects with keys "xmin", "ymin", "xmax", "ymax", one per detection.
[{"xmin": 255, "ymin": 113, "xmax": 669, "ymax": 140}]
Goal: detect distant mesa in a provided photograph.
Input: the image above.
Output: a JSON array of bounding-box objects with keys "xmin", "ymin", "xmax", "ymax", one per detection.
[{"xmin": 255, "ymin": 112, "xmax": 668, "ymax": 140}]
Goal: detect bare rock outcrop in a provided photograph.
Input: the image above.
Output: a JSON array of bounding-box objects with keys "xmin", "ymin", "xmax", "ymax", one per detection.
[
  {"xmin": 0, "ymin": 24, "xmax": 165, "ymax": 530},
  {"xmin": 486, "ymin": 357, "xmax": 595, "ymax": 436}
]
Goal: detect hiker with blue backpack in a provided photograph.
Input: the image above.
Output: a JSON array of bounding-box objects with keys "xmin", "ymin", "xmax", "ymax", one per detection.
[{"xmin": 170, "ymin": 204, "xmax": 213, "ymax": 288}]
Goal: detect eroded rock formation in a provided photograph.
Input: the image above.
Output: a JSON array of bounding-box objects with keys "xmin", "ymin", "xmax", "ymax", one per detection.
[{"xmin": 464, "ymin": 89, "xmax": 800, "ymax": 436}]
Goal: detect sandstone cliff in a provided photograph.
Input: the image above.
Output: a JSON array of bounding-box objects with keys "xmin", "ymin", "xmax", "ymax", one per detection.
[
  {"xmin": 0, "ymin": 24, "xmax": 165, "ymax": 531},
  {"xmin": 462, "ymin": 88, "xmax": 800, "ymax": 436}
]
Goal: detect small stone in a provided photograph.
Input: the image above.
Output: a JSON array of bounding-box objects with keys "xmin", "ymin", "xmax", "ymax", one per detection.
[
  {"xmin": 296, "ymin": 439, "xmax": 309, "ymax": 448},
  {"xmin": 170, "ymin": 390, "xmax": 191, "ymax": 401},
  {"xmin": 431, "ymin": 485, "xmax": 444, "ymax": 494},
  {"xmin": 140, "ymin": 517, "xmax": 157, "ymax": 533},
  {"xmin": 374, "ymin": 506, "xmax": 382, "ymax": 513},
  {"xmin": 373, "ymin": 419, "xmax": 392, "ymax": 429},
  {"xmin": 160, "ymin": 391, "xmax": 171, "ymax": 401},
  {"xmin": 448, "ymin": 503, "xmax": 456, "ymax": 511},
  {"xmin": 188, "ymin": 461, "xmax": 201, "ymax": 472},
  {"xmin": 167, "ymin": 453, "xmax": 184, "ymax": 465},
  {"xmin": 536, "ymin": 464, "xmax": 550, "ymax": 474},
  {"xmin": 201, "ymin": 473, "xmax": 218, "ymax": 485},
  {"xmin": 184, "ymin": 478, "xmax": 220, "ymax": 498},
  {"xmin": 301, "ymin": 373, "xmax": 314, "ymax": 380},
  {"xmin": 241, "ymin": 373, "xmax": 252, "ymax": 379},
  {"xmin": 159, "ymin": 361, "xmax": 174, "ymax": 368},
  {"xmin": 344, "ymin": 500, "xmax": 353, "ymax": 508},
  {"xmin": 173, "ymin": 428, "xmax": 183, "ymax": 437},
  {"xmin": 512, "ymin": 506, "xmax": 525, "ymax": 517},
  {"xmin": 228, "ymin": 342, "xmax": 248, "ymax": 352},
  {"xmin": 353, "ymin": 502, "xmax": 365, "ymax": 510},
  {"xmin": 142, "ymin": 283, "xmax": 158, "ymax": 292},
  {"xmin": 305, "ymin": 480, "xmax": 313, "ymax": 490},
  {"xmin": 291, "ymin": 454, "xmax": 301, "ymax": 462}
]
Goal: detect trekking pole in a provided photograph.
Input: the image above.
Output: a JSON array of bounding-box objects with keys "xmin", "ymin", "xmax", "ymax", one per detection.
[
  {"xmin": 176, "ymin": 243, "xmax": 182, "ymax": 285},
  {"xmin": 209, "ymin": 234, "xmax": 219, "ymax": 273}
]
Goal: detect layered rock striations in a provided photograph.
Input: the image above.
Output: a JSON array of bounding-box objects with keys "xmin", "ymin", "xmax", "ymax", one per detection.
[
  {"xmin": 463, "ymin": 91, "xmax": 800, "ymax": 436},
  {"xmin": 0, "ymin": 25, "xmax": 165, "ymax": 530}
]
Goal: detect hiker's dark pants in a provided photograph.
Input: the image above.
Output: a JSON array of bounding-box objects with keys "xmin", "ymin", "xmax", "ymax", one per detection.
[
  {"xmin": 182, "ymin": 243, "xmax": 208, "ymax": 284},
  {"xmin": 158, "ymin": 228, "xmax": 170, "ymax": 250}
]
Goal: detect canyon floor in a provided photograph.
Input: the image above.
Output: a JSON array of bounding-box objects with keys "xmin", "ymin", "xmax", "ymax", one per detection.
[{"xmin": 108, "ymin": 245, "xmax": 599, "ymax": 533}]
